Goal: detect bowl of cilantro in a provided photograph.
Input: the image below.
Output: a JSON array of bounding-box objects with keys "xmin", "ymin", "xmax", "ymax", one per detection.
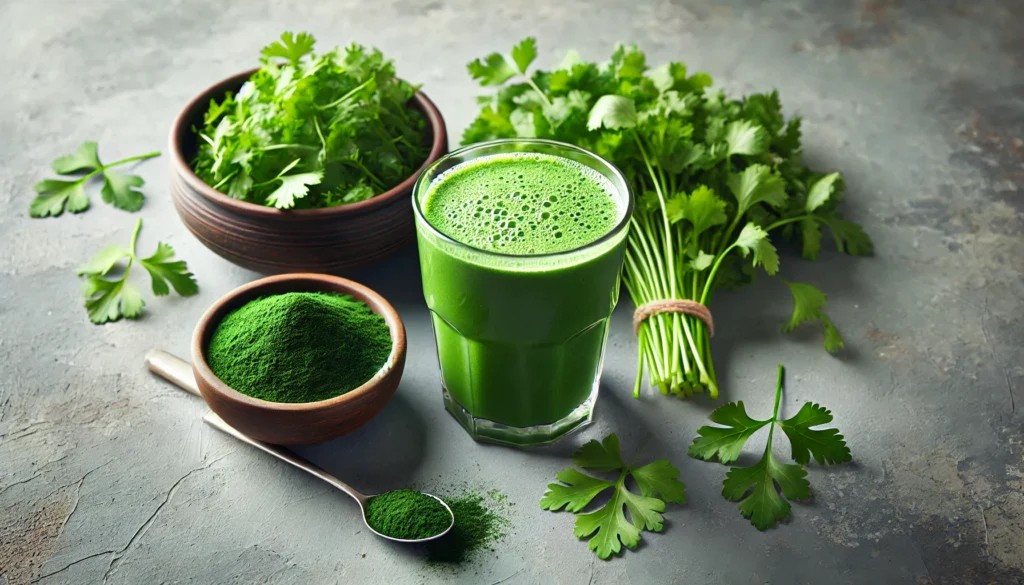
[{"xmin": 169, "ymin": 32, "xmax": 447, "ymax": 274}]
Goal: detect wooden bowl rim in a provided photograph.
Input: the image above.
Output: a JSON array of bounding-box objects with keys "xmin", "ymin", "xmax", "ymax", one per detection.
[
  {"xmin": 191, "ymin": 273, "xmax": 407, "ymax": 412},
  {"xmin": 169, "ymin": 67, "xmax": 447, "ymax": 217}
]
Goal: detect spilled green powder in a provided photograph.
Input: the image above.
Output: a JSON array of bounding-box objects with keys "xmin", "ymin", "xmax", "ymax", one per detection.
[
  {"xmin": 206, "ymin": 292, "xmax": 391, "ymax": 403},
  {"xmin": 366, "ymin": 490, "xmax": 452, "ymax": 540},
  {"xmin": 426, "ymin": 490, "xmax": 510, "ymax": 565}
]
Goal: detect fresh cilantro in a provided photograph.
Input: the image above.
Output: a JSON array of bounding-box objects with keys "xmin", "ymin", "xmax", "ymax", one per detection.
[
  {"xmin": 78, "ymin": 218, "xmax": 198, "ymax": 324},
  {"xmin": 690, "ymin": 365, "xmax": 851, "ymax": 529},
  {"xmin": 192, "ymin": 33, "xmax": 428, "ymax": 210},
  {"xmin": 30, "ymin": 142, "xmax": 160, "ymax": 217},
  {"xmin": 463, "ymin": 40, "xmax": 874, "ymax": 398},
  {"xmin": 540, "ymin": 434, "xmax": 685, "ymax": 559}
]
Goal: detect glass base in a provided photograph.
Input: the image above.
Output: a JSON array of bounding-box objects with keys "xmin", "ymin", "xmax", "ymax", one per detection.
[{"xmin": 441, "ymin": 380, "xmax": 599, "ymax": 448}]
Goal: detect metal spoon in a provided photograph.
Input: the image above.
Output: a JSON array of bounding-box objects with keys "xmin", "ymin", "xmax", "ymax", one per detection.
[{"xmin": 145, "ymin": 349, "xmax": 454, "ymax": 544}]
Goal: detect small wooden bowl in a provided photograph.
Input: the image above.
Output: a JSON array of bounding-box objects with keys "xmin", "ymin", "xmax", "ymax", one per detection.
[
  {"xmin": 168, "ymin": 68, "xmax": 448, "ymax": 274},
  {"xmin": 191, "ymin": 273, "xmax": 406, "ymax": 445}
]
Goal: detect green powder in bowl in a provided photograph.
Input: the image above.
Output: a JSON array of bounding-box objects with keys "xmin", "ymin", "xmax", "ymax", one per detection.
[{"xmin": 206, "ymin": 291, "xmax": 392, "ymax": 403}]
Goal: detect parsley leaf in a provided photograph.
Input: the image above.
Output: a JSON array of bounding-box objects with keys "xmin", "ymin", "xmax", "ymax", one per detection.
[
  {"xmin": 541, "ymin": 434, "xmax": 686, "ymax": 559},
  {"xmin": 30, "ymin": 142, "xmax": 160, "ymax": 218},
  {"xmin": 77, "ymin": 219, "xmax": 198, "ymax": 324},
  {"xmin": 691, "ymin": 365, "xmax": 851, "ymax": 530}
]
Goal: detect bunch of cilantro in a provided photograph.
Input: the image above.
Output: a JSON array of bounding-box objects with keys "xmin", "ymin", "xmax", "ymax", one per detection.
[
  {"xmin": 192, "ymin": 32, "xmax": 429, "ymax": 209},
  {"xmin": 464, "ymin": 39, "xmax": 872, "ymax": 399}
]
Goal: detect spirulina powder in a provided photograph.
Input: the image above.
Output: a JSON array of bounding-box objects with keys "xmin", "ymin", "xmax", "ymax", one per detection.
[
  {"xmin": 365, "ymin": 490, "xmax": 451, "ymax": 540},
  {"xmin": 206, "ymin": 292, "xmax": 391, "ymax": 403}
]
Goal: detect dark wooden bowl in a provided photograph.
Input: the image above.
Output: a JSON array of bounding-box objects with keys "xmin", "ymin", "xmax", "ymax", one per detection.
[
  {"xmin": 190, "ymin": 273, "xmax": 407, "ymax": 445},
  {"xmin": 168, "ymin": 68, "xmax": 448, "ymax": 274}
]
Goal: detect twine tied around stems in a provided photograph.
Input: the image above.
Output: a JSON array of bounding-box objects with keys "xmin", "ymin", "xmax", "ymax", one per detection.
[{"xmin": 632, "ymin": 300, "xmax": 715, "ymax": 337}]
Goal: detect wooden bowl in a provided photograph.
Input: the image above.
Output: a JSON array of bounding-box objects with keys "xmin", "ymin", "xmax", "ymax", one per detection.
[
  {"xmin": 168, "ymin": 68, "xmax": 448, "ymax": 274},
  {"xmin": 191, "ymin": 273, "xmax": 407, "ymax": 445}
]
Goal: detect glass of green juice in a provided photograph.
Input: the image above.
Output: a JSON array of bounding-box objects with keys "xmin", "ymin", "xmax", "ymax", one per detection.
[{"xmin": 412, "ymin": 139, "xmax": 633, "ymax": 447}]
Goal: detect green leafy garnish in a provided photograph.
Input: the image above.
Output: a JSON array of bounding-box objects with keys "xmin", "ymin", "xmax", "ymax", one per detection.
[
  {"xmin": 30, "ymin": 142, "xmax": 160, "ymax": 217},
  {"xmin": 464, "ymin": 40, "xmax": 873, "ymax": 398},
  {"xmin": 192, "ymin": 32, "xmax": 429, "ymax": 209},
  {"xmin": 78, "ymin": 218, "xmax": 198, "ymax": 324},
  {"xmin": 541, "ymin": 434, "xmax": 686, "ymax": 559},
  {"xmin": 690, "ymin": 365, "xmax": 851, "ymax": 529}
]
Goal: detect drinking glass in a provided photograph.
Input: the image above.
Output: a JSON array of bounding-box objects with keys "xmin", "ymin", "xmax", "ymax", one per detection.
[{"xmin": 413, "ymin": 139, "xmax": 633, "ymax": 447}]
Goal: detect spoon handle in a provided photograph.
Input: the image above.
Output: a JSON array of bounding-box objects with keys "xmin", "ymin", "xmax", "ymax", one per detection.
[{"xmin": 145, "ymin": 349, "xmax": 369, "ymax": 506}]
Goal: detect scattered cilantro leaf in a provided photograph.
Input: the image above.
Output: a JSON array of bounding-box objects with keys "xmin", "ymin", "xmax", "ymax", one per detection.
[
  {"xmin": 101, "ymin": 170, "xmax": 146, "ymax": 212},
  {"xmin": 783, "ymin": 281, "xmax": 844, "ymax": 352},
  {"xmin": 779, "ymin": 402, "xmax": 852, "ymax": 465},
  {"xmin": 689, "ymin": 401, "xmax": 771, "ymax": 463},
  {"xmin": 691, "ymin": 365, "xmax": 851, "ymax": 529},
  {"xmin": 29, "ymin": 142, "xmax": 160, "ymax": 218},
  {"xmin": 52, "ymin": 141, "xmax": 102, "ymax": 174},
  {"xmin": 540, "ymin": 433, "xmax": 686, "ymax": 559},
  {"xmin": 78, "ymin": 219, "xmax": 198, "ymax": 324}
]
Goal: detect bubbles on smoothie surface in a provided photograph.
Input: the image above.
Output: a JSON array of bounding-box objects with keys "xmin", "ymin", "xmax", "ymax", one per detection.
[{"xmin": 423, "ymin": 153, "xmax": 621, "ymax": 255}]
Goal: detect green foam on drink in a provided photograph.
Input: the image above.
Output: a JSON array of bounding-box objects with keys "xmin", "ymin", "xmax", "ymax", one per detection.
[{"xmin": 422, "ymin": 153, "xmax": 621, "ymax": 256}]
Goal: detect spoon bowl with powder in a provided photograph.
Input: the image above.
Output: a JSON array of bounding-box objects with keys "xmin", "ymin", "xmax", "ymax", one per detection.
[{"xmin": 146, "ymin": 348, "xmax": 454, "ymax": 543}]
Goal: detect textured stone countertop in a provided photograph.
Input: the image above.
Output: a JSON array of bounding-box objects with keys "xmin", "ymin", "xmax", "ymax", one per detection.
[{"xmin": 1, "ymin": 0, "xmax": 1022, "ymax": 583}]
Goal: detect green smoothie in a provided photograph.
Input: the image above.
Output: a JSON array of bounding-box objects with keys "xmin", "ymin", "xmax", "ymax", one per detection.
[{"xmin": 415, "ymin": 145, "xmax": 630, "ymax": 446}]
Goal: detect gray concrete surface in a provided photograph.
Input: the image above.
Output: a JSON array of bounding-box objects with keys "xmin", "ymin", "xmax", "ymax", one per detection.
[{"xmin": 1, "ymin": 0, "xmax": 1022, "ymax": 583}]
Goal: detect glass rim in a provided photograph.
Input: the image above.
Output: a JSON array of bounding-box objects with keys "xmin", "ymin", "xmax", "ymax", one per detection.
[{"xmin": 412, "ymin": 138, "xmax": 634, "ymax": 261}]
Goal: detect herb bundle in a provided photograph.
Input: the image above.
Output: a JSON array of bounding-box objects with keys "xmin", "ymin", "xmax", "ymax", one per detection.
[
  {"xmin": 464, "ymin": 39, "xmax": 872, "ymax": 398},
  {"xmin": 690, "ymin": 365, "xmax": 851, "ymax": 529},
  {"xmin": 192, "ymin": 32, "xmax": 429, "ymax": 209}
]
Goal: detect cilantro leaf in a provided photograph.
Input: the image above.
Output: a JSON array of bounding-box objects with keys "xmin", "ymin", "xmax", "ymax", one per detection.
[
  {"xmin": 805, "ymin": 172, "xmax": 841, "ymax": 213},
  {"xmin": 690, "ymin": 250, "xmax": 715, "ymax": 271},
  {"xmin": 724, "ymin": 120, "xmax": 766, "ymax": 156},
  {"xmin": 83, "ymin": 275, "xmax": 145, "ymax": 324},
  {"xmin": 31, "ymin": 144, "xmax": 160, "ymax": 218},
  {"xmin": 630, "ymin": 460, "xmax": 687, "ymax": 504},
  {"xmin": 77, "ymin": 219, "xmax": 198, "ymax": 324},
  {"xmin": 799, "ymin": 218, "xmax": 823, "ymax": 260},
  {"xmin": 30, "ymin": 179, "xmax": 90, "ymax": 217},
  {"xmin": 77, "ymin": 245, "xmax": 130, "ymax": 276},
  {"xmin": 573, "ymin": 433, "xmax": 625, "ymax": 472},
  {"xmin": 692, "ymin": 365, "xmax": 851, "ymax": 530},
  {"xmin": 588, "ymin": 95, "xmax": 637, "ymax": 130},
  {"xmin": 266, "ymin": 171, "xmax": 324, "ymax": 209},
  {"xmin": 682, "ymin": 185, "xmax": 727, "ymax": 237},
  {"xmin": 540, "ymin": 468, "xmax": 613, "ymax": 513},
  {"xmin": 820, "ymin": 215, "xmax": 873, "ymax": 256},
  {"xmin": 100, "ymin": 170, "xmax": 146, "ymax": 212},
  {"xmin": 783, "ymin": 281, "xmax": 844, "ymax": 352},
  {"xmin": 727, "ymin": 164, "xmax": 787, "ymax": 215},
  {"xmin": 573, "ymin": 487, "xmax": 643, "ymax": 558},
  {"xmin": 52, "ymin": 141, "xmax": 102, "ymax": 174},
  {"xmin": 722, "ymin": 449, "xmax": 809, "ymax": 530},
  {"xmin": 261, "ymin": 31, "xmax": 316, "ymax": 64},
  {"xmin": 779, "ymin": 403, "xmax": 852, "ymax": 465},
  {"xmin": 468, "ymin": 52, "xmax": 517, "ymax": 86},
  {"xmin": 734, "ymin": 223, "xmax": 779, "ymax": 275},
  {"xmin": 139, "ymin": 243, "xmax": 199, "ymax": 297},
  {"xmin": 540, "ymin": 434, "xmax": 686, "ymax": 559},
  {"xmin": 510, "ymin": 37, "xmax": 537, "ymax": 73},
  {"xmin": 688, "ymin": 401, "xmax": 771, "ymax": 463}
]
